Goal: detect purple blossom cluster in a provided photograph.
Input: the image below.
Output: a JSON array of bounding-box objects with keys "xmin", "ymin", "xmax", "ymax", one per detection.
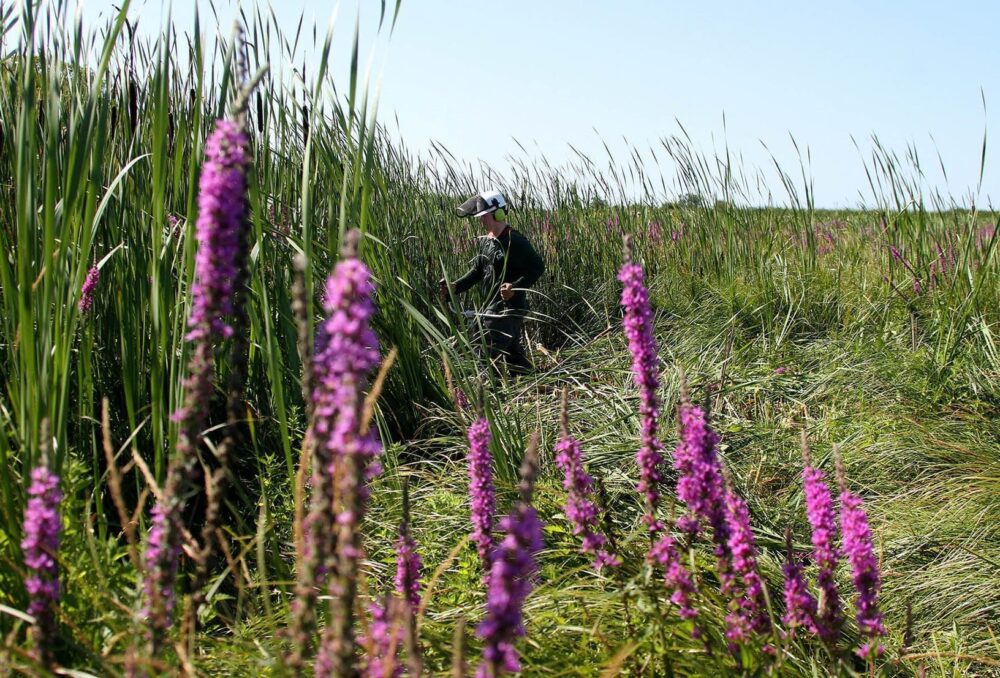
[
  {"xmin": 186, "ymin": 119, "xmax": 249, "ymax": 342},
  {"xmin": 802, "ymin": 464, "xmax": 842, "ymax": 641},
  {"xmin": 21, "ymin": 464, "xmax": 62, "ymax": 665},
  {"xmin": 79, "ymin": 265, "xmax": 99, "ymax": 314},
  {"xmin": 618, "ymin": 256, "xmax": 665, "ymax": 531},
  {"xmin": 467, "ymin": 418, "xmax": 496, "ymax": 567},
  {"xmin": 723, "ymin": 486, "xmax": 770, "ymax": 645},
  {"xmin": 672, "ymin": 403, "xmax": 734, "ymax": 593},
  {"xmin": 394, "ymin": 530, "xmax": 422, "ymax": 610},
  {"xmin": 477, "ymin": 505, "xmax": 543, "ymax": 677},
  {"xmin": 648, "ymin": 532, "xmax": 698, "ymax": 626},
  {"xmin": 311, "ymin": 250, "xmax": 383, "ymax": 676},
  {"xmin": 141, "ymin": 502, "xmax": 182, "ymax": 637},
  {"xmin": 554, "ymin": 434, "xmax": 619, "ymax": 570},
  {"xmin": 839, "ymin": 486, "xmax": 886, "ymax": 658},
  {"xmin": 781, "ymin": 531, "xmax": 818, "ymax": 639},
  {"xmin": 363, "ymin": 598, "xmax": 403, "ymax": 678}
]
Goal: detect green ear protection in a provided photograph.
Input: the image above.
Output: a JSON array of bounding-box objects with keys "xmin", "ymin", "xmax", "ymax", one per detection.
[{"xmin": 493, "ymin": 206, "xmax": 507, "ymax": 222}]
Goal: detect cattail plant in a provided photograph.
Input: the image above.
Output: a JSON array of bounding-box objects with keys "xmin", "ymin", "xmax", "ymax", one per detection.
[
  {"xmin": 800, "ymin": 432, "xmax": 843, "ymax": 643},
  {"xmin": 467, "ymin": 417, "xmax": 496, "ymax": 570},
  {"xmin": 21, "ymin": 436, "xmax": 62, "ymax": 669},
  {"xmin": 618, "ymin": 236, "xmax": 665, "ymax": 532},
  {"xmin": 477, "ymin": 433, "xmax": 543, "ymax": 678},
  {"xmin": 554, "ymin": 388, "xmax": 619, "ymax": 570},
  {"xmin": 835, "ymin": 449, "xmax": 886, "ymax": 659},
  {"xmin": 313, "ymin": 229, "xmax": 384, "ymax": 677}
]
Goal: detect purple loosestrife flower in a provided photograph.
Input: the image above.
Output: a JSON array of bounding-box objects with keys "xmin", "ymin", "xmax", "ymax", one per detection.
[
  {"xmin": 186, "ymin": 119, "xmax": 249, "ymax": 342},
  {"xmin": 801, "ymin": 439, "xmax": 842, "ymax": 643},
  {"xmin": 395, "ymin": 530, "xmax": 422, "ymax": 610},
  {"xmin": 723, "ymin": 484, "xmax": 771, "ymax": 645},
  {"xmin": 467, "ymin": 418, "xmax": 496, "ymax": 568},
  {"xmin": 22, "ymin": 464, "xmax": 62, "ymax": 666},
  {"xmin": 555, "ymin": 432, "xmax": 619, "ymax": 570},
  {"xmin": 141, "ymin": 501, "xmax": 183, "ymax": 645},
  {"xmin": 672, "ymin": 402, "xmax": 734, "ymax": 593},
  {"xmin": 477, "ymin": 506, "xmax": 543, "ymax": 677},
  {"xmin": 618, "ymin": 242, "xmax": 665, "ymax": 532},
  {"xmin": 781, "ymin": 529, "xmax": 818, "ymax": 641},
  {"xmin": 363, "ymin": 597, "xmax": 402, "ymax": 678},
  {"xmin": 648, "ymin": 532, "xmax": 698, "ymax": 627},
  {"xmin": 141, "ymin": 118, "xmax": 250, "ymax": 653},
  {"xmin": 312, "ymin": 236, "xmax": 383, "ymax": 677},
  {"xmin": 837, "ymin": 458, "xmax": 886, "ymax": 659},
  {"xmin": 79, "ymin": 265, "xmax": 99, "ymax": 314}
]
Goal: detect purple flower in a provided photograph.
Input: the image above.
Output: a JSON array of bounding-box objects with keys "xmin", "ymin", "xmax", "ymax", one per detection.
[
  {"xmin": 186, "ymin": 119, "xmax": 249, "ymax": 343},
  {"xmin": 79, "ymin": 265, "xmax": 99, "ymax": 314},
  {"xmin": 362, "ymin": 598, "xmax": 402, "ymax": 678},
  {"xmin": 141, "ymin": 501, "xmax": 181, "ymax": 637},
  {"xmin": 311, "ymin": 246, "xmax": 383, "ymax": 676},
  {"xmin": 477, "ymin": 505, "xmax": 543, "ymax": 677},
  {"xmin": 21, "ymin": 464, "xmax": 62, "ymax": 666},
  {"xmin": 394, "ymin": 531, "xmax": 422, "ymax": 610},
  {"xmin": 672, "ymin": 404, "xmax": 734, "ymax": 593},
  {"xmin": 802, "ymin": 465, "xmax": 842, "ymax": 642},
  {"xmin": 781, "ymin": 531, "xmax": 818, "ymax": 639},
  {"xmin": 648, "ymin": 532, "xmax": 698, "ymax": 626},
  {"xmin": 773, "ymin": 366, "xmax": 788, "ymax": 375},
  {"xmin": 618, "ymin": 253, "xmax": 664, "ymax": 532},
  {"xmin": 555, "ymin": 434, "xmax": 619, "ymax": 570},
  {"xmin": 723, "ymin": 486, "xmax": 771, "ymax": 644},
  {"xmin": 467, "ymin": 418, "xmax": 496, "ymax": 567},
  {"xmin": 839, "ymin": 485, "xmax": 886, "ymax": 658}
]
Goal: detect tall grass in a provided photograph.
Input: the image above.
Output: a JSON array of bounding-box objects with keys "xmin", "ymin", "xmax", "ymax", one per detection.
[{"xmin": 1, "ymin": 0, "xmax": 998, "ymax": 675}]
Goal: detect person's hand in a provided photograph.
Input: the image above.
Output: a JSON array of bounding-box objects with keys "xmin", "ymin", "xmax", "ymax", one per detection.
[{"xmin": 500, "ymin": 282, "xmax": 514, "ymax": 301}]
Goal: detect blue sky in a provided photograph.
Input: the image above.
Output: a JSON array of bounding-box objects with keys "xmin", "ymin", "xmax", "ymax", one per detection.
[{"xmin": 77, "ymin": 0, "xmax": 1000, "ymax": 207}]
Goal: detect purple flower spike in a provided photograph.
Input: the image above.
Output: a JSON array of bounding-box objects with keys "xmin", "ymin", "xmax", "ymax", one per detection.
[
  {"xmin": 467, "ymin": 418, "xmax": 496, "ymax": 568},
  {"xmin": 781, "ymin": 530, "xmax": 818, "ymax": 639},
  {"xmin": 723, "ymin": 485, "xmax": 771, "ymax": 643},
  {"xmin": 618, "ymin": 242, "xmax": 665, "ymax": 532},
  {"xmin": 672, "ymin": 402, "xmax": 734, "ymax": 593},
  {"xmin": 21, "ymin": 463, "xmax": 62, "ymax": 666},
  {"xmin": 311, "ymin": 241, "xmax": 383, "ymax": 677},
  {"xmin": 477, "ymin": 505, "xmax": 543, "ymax": 677},
  {"xmin": 186, "ymin": 119, "xmax": 249, "ymax": 343},
  {"xmin": 141, "ymin": 501, "xmax": 182, "ymax": 637},
  {"xmin": 648, "ymin": 532, "xmax": 699, "ymax": 628},
  {"xmin": 79, "ymin": 265, "xmax": 99, "ymax": 314},
  {"xmin": 555, "ymin": 430, "xmax": 619, "ymax": 570},
  {"xmin": 801, "ymin": 442, "xmax": 843, "ymax": 643},
  {"xmin": 837, "ymin": 458, "xmax": 886, "ymax": 659},
  {"xmin": 363, "ymin": 597, "xmax": 403, "ymax": 678},
  {"xmin": 395, "ymin": 532, "xmax": 422, "ymax": 610}
]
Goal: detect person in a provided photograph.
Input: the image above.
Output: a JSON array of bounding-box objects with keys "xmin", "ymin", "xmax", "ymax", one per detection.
[{"xmin": 439, "ymin": 189, "xmax": 545, "ymax": 376}]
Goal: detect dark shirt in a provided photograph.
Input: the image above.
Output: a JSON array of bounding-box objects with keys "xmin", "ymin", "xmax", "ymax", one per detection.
[{"xmin": 453, "ymin": 227, "xmax": 545, "ymax": 313}]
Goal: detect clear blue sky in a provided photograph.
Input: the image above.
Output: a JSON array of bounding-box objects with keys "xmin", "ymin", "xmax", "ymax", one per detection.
[{"xmin": 77, "ymin": 0, "xmax": 1000, "ymax": 208}]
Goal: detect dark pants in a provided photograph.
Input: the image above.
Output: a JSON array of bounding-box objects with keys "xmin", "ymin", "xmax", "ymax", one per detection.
[{"xmin": 477, "ymin": 311, "xmax": 532, "ymax": 376}]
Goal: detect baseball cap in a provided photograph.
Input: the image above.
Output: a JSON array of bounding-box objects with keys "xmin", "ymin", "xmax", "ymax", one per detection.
[{"xmin": 456, "ymin": 189, "xmax": 507, "ymax": 217}]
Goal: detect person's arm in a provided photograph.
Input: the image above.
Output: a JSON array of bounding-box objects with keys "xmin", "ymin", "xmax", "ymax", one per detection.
[
  {"xmin": 452, "ymin": 250, "xmax": 485, "ymax": 294},
  {"xmin": 510, "ymin": 235, "xmax": 545, "ymax": 290}
]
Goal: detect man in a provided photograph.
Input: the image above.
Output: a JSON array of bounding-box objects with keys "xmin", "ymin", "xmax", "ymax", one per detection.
[{"xmin": 439, "ymin": 189, "xmax": 545, "ymax": 375}]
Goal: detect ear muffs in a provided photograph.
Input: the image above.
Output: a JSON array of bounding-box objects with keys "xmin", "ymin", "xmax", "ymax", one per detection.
[{"xmin": 493, "ymin": 206, "xmax": 507, "ymax": 222}]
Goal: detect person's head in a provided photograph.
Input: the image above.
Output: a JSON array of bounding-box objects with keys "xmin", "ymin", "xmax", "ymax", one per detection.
[{"xmin": 456, "ymin": 189, "xmax": 508, "ymax": 235}]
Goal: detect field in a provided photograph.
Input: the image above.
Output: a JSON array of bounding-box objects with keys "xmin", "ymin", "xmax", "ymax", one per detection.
[{"xmin": 1, "ymin": 2, "xmax": 999, "ymax": 676}]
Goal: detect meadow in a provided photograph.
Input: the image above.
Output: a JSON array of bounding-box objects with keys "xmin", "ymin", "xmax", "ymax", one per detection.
[{"xmin": 1, "ymin": 2, "xmax": 999, "ymax": 676}]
